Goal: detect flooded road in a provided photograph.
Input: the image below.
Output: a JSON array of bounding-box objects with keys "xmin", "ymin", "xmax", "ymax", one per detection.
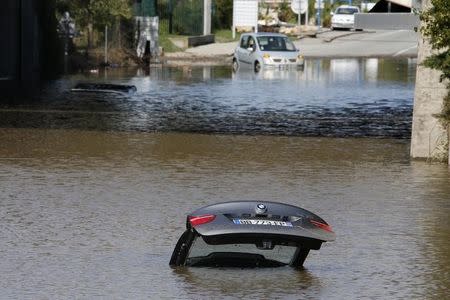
[
  {"xmin": 1, "ymin": 131, "xmax": 449, "ymax": 299},
  {"xmin": 0, "ymin": 58, "xmax": 416, "ymax": 138},
  {"xmin": 1, "ymin": 58, "xmax": 449, "ymax": 298}
]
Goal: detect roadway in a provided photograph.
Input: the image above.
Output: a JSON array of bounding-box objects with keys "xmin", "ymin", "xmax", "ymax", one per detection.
[
  {"xmin": 183, "ymin": 30, "xmax": 418, "ymax": 59},
  {"xmin": 298, "ymin": 29, "xmax": 418, "ymax": 58}
]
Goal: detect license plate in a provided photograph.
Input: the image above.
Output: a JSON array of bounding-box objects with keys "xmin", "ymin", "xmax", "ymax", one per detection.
[{"xmin": 233, "ymin": 219, "xmax": 293, "ymax": 227}]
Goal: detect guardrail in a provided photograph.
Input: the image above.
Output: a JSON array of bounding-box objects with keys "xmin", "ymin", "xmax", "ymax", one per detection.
[{"xmin": 355, "ymin": 13, "xmax": 419, "ymax": 30}]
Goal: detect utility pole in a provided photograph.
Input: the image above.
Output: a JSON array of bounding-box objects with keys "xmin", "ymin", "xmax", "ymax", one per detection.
[
  {"xmin": 203, "ymin": 0, "xmax": 212, "ymax": 35},
  {"xmin": 104, "ymin": 25, "xmax": 108, "ymax": 65},
  {"xmin": 298, "ymin": 0, "xmax": 301, "ymax": 33},
  {"xmin": 318, "ymin": 0, "xmax": 322, "ymax": 28}
]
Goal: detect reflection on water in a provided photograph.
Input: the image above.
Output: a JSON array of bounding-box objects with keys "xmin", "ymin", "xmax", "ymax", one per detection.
[
  {"xmin": 0, "ymin": 129, "xmax": 449, "ymax": 298},
  {"xmin": 0, "ymin": 58, "xmax": 415, "ymax": 138},
  {"xmin": 173, "ymin": 267, "xmax": 323, "ymax": 298}
]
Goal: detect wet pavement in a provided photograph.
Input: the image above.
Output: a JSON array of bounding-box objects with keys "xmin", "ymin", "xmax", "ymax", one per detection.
[{"xmin": 184, "ymin": 30, "xmax": 418, "ymax": 58}]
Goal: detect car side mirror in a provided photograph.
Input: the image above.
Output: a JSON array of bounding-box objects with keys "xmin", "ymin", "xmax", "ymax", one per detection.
[
  {"xmin": 247, "ymin": 47, "xmax": 255, "ymax": 52},
  {"xmin": 330, "ymin": 12, "xmax": 334, "ymax": 16}
]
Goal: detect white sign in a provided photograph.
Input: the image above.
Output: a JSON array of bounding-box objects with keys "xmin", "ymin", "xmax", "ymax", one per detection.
[
  {"xmin": 291, "ymin": 0, "xmax": 308, "ymax": 15},
  {"xmin": 314, "ymin": 1, "xmax": 325, "ymax": 9},
  {"xmin": 233, "ymin": 0, "xmax": 258, "ymax": 38},
  {"xmin": 233, "ymin": 0, "xmax": 258, "ymax": 27},
  {"xmin": 361, "ymin": 3, "xmax": 376, "ymax": 11}
]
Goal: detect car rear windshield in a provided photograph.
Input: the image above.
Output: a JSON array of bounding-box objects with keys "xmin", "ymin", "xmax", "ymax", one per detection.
[
  {"xmin": 336, "ymin": 7, "xmax": 359, "ymax": 14},
  {"xmin": 257, "ymin": 36, "xmax": 296, "ymax": 52},
  {"xmin": 186, "ymin": 235, "xmax": 297, "ymax": 267}
]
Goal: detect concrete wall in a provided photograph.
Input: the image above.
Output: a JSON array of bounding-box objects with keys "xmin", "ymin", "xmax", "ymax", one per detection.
[
  {"xmin": 354, "ymin": 13, "xmax": 419, "ymax": 30},
  {"xmin": 410, "ymin": 0, "xmax": 448, "ymax": 161},
  {"xmin": 21, "ymin": 0, "xmax": 42, "ymax": 96},
  {"xmin": 0, "ymin": 0, "xmax": 20, "ymax": 92},
  {"xmin": 0, "ymin": 0, "xmax": 56, "ymax": 100}
]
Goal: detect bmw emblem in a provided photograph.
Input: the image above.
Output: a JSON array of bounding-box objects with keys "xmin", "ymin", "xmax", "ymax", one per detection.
[{"xmin": 256, "ymin": 204, "xmax": 267, "ymax": 214}]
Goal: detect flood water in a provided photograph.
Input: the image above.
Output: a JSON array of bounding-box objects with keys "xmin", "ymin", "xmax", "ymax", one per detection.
[
  {"xmin": 1, "ymin": 59, "xmax": 449, "ymax": 299},
  {"xmin": 0, "ymin": 58, "xmax": 416, "ymax": 138}
]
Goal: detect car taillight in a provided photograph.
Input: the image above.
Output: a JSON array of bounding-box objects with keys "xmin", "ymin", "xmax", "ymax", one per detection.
[
  {"xmin": 189, "ymin": 214, "xmax": 216, "ymax": 227},
  {"xmin": 310, "ymin": 219, "xmax": 334, "ymax": 232}
]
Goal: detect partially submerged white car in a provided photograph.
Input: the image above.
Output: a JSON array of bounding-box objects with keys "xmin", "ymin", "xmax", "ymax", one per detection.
[
  {"xmin": 331, "ymin": 5, "xmax": 360, "ymax": 30},
  {"xmin": 232, "ymin": 33, "xmax": 304, "ymax": 72}
]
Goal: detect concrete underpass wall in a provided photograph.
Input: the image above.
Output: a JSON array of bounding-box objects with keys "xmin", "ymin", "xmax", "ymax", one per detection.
[
  {"xmin": 0, "ymin": 0, "xmax": 21, "ymax": 94},
  {"xmin": 410, "ymin": 0, "xmax": 448, "ymax": 161},
  {"xmin": 0, "ymin": 0, "xmax": 57, "ymax": 100},
  {"xmin": 354, "ymin": 13, "xmax": 419, "ymax": 30}
]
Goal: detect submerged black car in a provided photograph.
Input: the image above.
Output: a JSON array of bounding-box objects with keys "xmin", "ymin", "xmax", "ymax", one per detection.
[{"xmin": 170, "ymin": 201, "xmax": 335, "ymax": 268}]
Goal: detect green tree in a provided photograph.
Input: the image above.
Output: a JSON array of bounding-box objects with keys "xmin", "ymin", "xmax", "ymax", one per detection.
[
  {"xmin": 213, "ymin": 0, "xmax": 233, "ymax": 30},
  {"xmin": 56, "ymin": 0, "xmax": 132, "ymax": 49},
  {"xmin": 420, "ymin": 0, "xmax": 450, "ymax": 122},
  {"xmin": 278, "ymin": 0, "xmax": 296, "ymax": 23}
]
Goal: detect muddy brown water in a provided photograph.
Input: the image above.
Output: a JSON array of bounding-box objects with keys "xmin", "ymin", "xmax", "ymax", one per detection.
[{"xmin": 1, "ymin": 59, "xmax": 449, "ymax": 298}]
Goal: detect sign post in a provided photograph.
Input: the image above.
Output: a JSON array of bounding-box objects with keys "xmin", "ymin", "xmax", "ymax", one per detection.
[
  {"xmin": 291, "ymin": 0, "xmax": 308, "ymax": 34},
  {"xmin": 203, "ymin": 0, "xmax": 211, "ymax": 35},
  {"xmin": 314, "ymin": 0, "xmax": 324, "ymax": 28},
  {"xmin": 104, "ymin": 25, "xmax": 108, "ymax": 65}
]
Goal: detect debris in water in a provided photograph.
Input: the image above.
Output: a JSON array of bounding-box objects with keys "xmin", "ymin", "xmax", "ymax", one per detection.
[{"xmin": 71, "ymin": 83, "xmax": 137, "ymax": 95}]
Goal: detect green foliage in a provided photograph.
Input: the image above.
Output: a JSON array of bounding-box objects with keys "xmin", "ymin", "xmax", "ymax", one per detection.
[
  {"xmin": 56, "ymin": 0, "xmax": 132, "ymax": 29},
  {"xmin": 308, "ymin": 0, "xmax": 315, "ymax": 22},
  {"xmin": 278, "ymin": 0, "xmax": 296, "ymax": 23},
  {"xmin": 159, "ymin": 34, "xmax": 183, "ymax": 53},
  {"xmin": 420, "ymin": 0, "xmax": 450, "ymax": 121},
  {"xmin": 56, "ymin": 0, "xmax": 133, "ymax": 50},
  {"xmin": 214, "ymin": 29, "xmax": 240, "ymax": 43},
  {"xmin": 213, "ymin": 0, "xmax": 233, "ymax": 30},
  {"xmin": 172, "ymin": 0, "xmax": 203, "ymax": 35},
  {"xmin": 322, "ymin": 2, "xmax": 333, "ymax": 28}
]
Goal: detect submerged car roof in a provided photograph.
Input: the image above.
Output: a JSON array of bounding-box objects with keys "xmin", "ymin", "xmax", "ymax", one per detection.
[{"xmin": 187, "ymin": 201, "xmax": 335, "ymax": 243}]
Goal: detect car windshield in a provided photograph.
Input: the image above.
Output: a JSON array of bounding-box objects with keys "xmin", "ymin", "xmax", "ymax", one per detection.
[
  {"xmin": 185, "ymin": 235, "xmax": 297, "ymax": 267},
  {"xmin": 336, "ymin": 7, "xmax": 359, "ymax": 14},
  {"xmin": 257, "ymin": 36, "xmax": 296, "ymax": 52}
]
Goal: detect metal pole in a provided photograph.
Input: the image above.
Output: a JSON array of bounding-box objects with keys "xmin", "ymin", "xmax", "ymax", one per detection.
[
  {"xmin": 318, "ymin": 0, "xmax": 322, "ymax": 28},
  {"xmin": 104, "ymin": 25, "xmax": 108, "ymax": 65},
  {"xmin": 203, "ymin": 0, "xmax": 211, "ymax": 35},
  {"xmin": 255, "ymin": 0, "xmax": 258, "ymax": 33},
  {"xmin": 298, "ymin": 0, "xmax": 301, "ymax": 34},
  {"xmin": 64, "ymin": 21, "xmax": 68, "ymax": 73},
  {"xmin": 169, "ymin": 0, "xmax": 173, "ymax": 34},
  {"xmin": 232, "ymin": 0, "xmax": 235, "ymax": 39},
  {"xmin": 306, "ymin": 2, "xmax": 309, "ymax": 26}
]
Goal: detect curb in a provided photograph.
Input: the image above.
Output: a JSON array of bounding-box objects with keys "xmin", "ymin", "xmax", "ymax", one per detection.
[{"xmin": 323, "ymin": 30, "xmax": 376, "ymax": 43}]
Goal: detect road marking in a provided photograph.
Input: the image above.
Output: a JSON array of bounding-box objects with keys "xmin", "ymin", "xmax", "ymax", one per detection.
[{"xmin": 393, "ymin": 45, "xmax": 418, "ymax": 57}]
